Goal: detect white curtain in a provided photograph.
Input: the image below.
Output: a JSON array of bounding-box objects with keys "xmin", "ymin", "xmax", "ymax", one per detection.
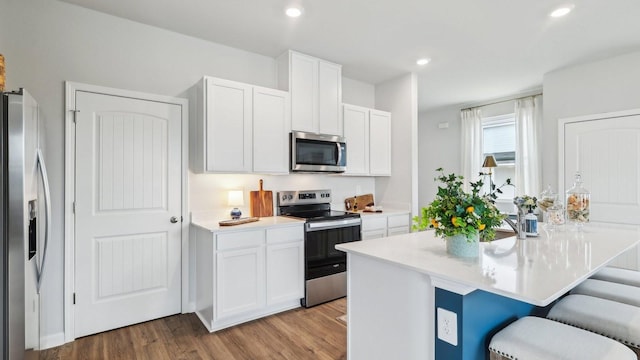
[
  {"xmin": 514, "ymin": 95, "xmax": 542, "ymax": 196},
  {"xmin": 460, "ymin": 108, "xmax": 483, "ymax": 192}
]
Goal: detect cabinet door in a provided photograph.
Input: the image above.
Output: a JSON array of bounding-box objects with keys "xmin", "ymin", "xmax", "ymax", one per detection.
[
  {"xmin": 215, "ymin": 246, "xmax": 265, "ymax": 320},
  {"xmin": 206, "ymin": 78, "xmax": 252, "ymax": 172},
  {"xmin": 343, "ymin": 105, "xmax": 369, "ymax": 175},
  {"xmin": 253, "ymin": 87, "xmax": 291, "ymax": 174},
  {"xmin": 290, "ymin": 53, "xmax": 318, "ymax": 133},
  {"xmin": 266, "ymin": 241, "xmax": 304, "ymax": 305},
  {"xmin": 318, "ymin": 61, "xmax": 342, "ymax": 135},
  {"xmin": 369, "ymin": 110, "xmax": 392, "ymax": 176}
]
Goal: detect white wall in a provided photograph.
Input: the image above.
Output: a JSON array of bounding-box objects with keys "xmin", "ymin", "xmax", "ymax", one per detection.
[
  {"xmin": 417, "ymin": 106, "xmax": 462, "ymax": 208},
  {"xmin": 542, "ymin": 50, "xmax": 640, "ymax": 191},
  {"xmin": 342, "ymin": 77, "xmax": 376, "ymax": 108},
  {"xmin": 375, "ymin": 73, "xmax": 418, "ymax": 214},
  {"xmin": 0, "ymin": 0, "xmax": 376, "ymax": 343}
]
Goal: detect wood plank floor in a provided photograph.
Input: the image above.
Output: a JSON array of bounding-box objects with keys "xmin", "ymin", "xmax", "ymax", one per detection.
[{"xmin": 36, "ymin": 299, "xmax": 346, "ymax": 360}]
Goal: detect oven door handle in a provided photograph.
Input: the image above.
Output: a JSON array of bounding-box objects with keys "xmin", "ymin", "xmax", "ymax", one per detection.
[{"xmin": 306, "ymin": 218, "xmax": 361, "ymax": 232}]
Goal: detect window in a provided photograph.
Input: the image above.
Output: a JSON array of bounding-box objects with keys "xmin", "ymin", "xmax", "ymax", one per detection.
[{"xmin": 483, "ymin": 114, "xmax": 515, "ymax": 207}]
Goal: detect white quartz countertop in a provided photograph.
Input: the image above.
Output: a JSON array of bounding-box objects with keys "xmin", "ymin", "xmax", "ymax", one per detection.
[
  {"xmin": 191, "ymin": 216, "xmax": 304, "ymax": 232},
  {"xmin": 336, "ymin": 222, "xmax": 640, "ymax": 306}
]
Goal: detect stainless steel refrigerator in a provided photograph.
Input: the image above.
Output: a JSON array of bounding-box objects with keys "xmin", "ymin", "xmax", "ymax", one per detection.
[{"xmin": 1, "ymin": 89, "xmax": 51, "ymax": 360}]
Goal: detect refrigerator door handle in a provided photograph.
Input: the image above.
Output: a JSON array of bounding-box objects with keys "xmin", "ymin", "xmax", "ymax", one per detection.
[{"xmin": 36, "ymin": 148, "xmax": 51, "ymax": 294}]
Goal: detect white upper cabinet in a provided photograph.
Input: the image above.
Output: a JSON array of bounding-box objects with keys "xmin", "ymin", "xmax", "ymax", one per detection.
[
  {"xmin": 278, "ymin": 50, "xmax": 342, "ymax": 135},
  {"xmin": 343, "ymin": 104, "xmax": 391, "ymax": 176},
  {"xmin": 253, "ymin": 86, "xmax": 291, "ymax": 174},
  {"xmin": 191, "ymin": 76, "xmax": 290, "ymax": 174},
  {"xmin": 343, "ymin": 104, "xmax": 370, "ymax": 175},
  {"xmin": 369, "ymin": 109, "xmax": 392, "ymax": 176},
  {"xmin": 205, "ymin": 77, "xmax": 253, "ymax": 173},
  {"xmin": 318, "ymin": 61, "xmax": 342, "ymax": 135}
]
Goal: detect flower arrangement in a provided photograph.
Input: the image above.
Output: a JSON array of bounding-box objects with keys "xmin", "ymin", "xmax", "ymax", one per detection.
[
  {"xmin": 514, "ymin": 195, "xmax": 537, "ymax": 212},
  {"xmin": 413, "ymin": 168, "xmax": 507, "ymax": 242}
]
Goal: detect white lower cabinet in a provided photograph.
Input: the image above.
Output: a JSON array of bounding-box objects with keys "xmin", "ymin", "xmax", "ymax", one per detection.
[
  {"xmin": 194, "ymin": 223, "xmax": 304, "ymax": 332},
  {"xmin": 361, "ymin": 212, "xmax": 411, "ymax": 240},
  {"xmin": 266, "ymin": 241, "xmax": 304, "ymax": 305},
  {"xmin": 216, "ymin": 233, "xmax": 265, "ymax": 320}
]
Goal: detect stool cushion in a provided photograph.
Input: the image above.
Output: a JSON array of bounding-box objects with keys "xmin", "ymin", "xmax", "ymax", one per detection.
[
  {"xmin": 571, "ymin": 278, "xmax": 640, "ymax": 307},
  {"xmin": 548, "ymin": 294, "xmax": 640, "ymax": 349},
  {"xmin": 591, "ymin": 267, "xmax": 640, "ymax": 287},
  {"xmin": 489, "ymin": 316, "xmax": 636, "ymax": 360}
]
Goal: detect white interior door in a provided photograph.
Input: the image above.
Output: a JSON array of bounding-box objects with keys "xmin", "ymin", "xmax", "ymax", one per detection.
[
  {"xmin": 562, "ymin": 112, "xmax": 640, "ymax": 270},
  {"xmin": 74, "ymin": 91, "xmax": 182, "ymax": 338}
]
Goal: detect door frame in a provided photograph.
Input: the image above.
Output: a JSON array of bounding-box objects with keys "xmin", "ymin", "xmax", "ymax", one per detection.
[
  {"xmin": 558, "ymin": 107, "xmax": 640, "ymax": 195},
  {"xmin": 63, "ymin": 82, "xmax": 190, "ymax": 343}
]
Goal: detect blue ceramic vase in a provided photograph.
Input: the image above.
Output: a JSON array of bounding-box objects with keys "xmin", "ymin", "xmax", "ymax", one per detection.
[{"xmin": 446, "ymin": 233, "xmax": 479, "ymax": 257}]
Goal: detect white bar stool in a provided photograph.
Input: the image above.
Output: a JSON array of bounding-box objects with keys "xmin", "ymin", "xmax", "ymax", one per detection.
[
  {"xmin": 571, "ymin": 278, "xmax": 640, "ymax": 307},
  {"xmin": 591, "ymin": 267, "xmax": 640, "ymax": 287},
  {"xmin": 547, "ymin": 294, "xmax": 640, "ymax": 357},
  {"xmin": 488, "ymin": 316, "xmax": 636, "ymax": 360}
]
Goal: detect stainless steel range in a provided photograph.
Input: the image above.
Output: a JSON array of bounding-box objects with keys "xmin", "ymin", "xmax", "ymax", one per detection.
[{"xmin": 277, "ymin": 189, "xmax": 361, "ymax": 308}]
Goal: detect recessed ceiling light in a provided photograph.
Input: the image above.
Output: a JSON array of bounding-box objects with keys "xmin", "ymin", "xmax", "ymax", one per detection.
[
  {"xmin": 550, "ymin": 6, "xmax": 573, "ymax": 18},
  {"xmin": 416, "ymin": 58, "xmax": 431, "ymax": 66},
  {"xmin": 285, "ymin": 7, "xmax": 302, "ymax": 18}
]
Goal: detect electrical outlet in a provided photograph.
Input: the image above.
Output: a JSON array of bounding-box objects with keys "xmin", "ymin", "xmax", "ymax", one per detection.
[{"xmin": 437, "ymin": 307, "xmax": 458, "ymax": 346}]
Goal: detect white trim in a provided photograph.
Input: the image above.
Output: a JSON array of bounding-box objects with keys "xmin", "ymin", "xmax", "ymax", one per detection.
[
  {"xmin": 430, "ymin": 276, "xmax": 475, "ymax": 296},
  {"xmin": 64, "ymin": 81, "xmax": 189, "ymax": 343},
  {"xmin": 39, "ymin": 332, "xmax": 65, "ymax": 350},
  {"xmin": 557, "ymin": 108, "xmax": 640, "ymax": 197}
]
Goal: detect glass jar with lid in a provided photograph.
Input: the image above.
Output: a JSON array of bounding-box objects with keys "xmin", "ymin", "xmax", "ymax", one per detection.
[
  {"xmin": 537, "ymin": 184, "xmax": 557, "ymax": 224},
  {"xmin": 566, "ymin": 172, "xmax": 590, "ymax": 227}
]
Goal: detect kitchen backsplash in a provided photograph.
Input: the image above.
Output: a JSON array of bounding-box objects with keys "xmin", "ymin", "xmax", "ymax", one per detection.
[{"xmin": 189, "ymin": 172, "xmax": 376, "ymax": 219}]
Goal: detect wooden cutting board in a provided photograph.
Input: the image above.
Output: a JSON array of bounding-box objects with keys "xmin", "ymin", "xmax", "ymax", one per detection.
[
  {"xmin": 250, "ymin": 179, "xmax": 273, "ymax": 217},
  {"xmin": 344, "ymin": 194, "xmax": 375, "ymax": 212}
]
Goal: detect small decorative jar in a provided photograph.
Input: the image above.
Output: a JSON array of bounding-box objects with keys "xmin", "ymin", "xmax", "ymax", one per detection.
[
  {"xmin": 566, "ymin": 172, "xmax": 590, "ymax": 227},
  {"xmin": 547, "ymin": 203, "xmax": 565, "ymax": 227},
  {"xmin": 537, "ymin": 184, "xmax": 557, "ymax": 224}
]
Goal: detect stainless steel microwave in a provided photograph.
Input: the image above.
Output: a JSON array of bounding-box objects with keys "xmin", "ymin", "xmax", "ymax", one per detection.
[{"xmin": 290, "ymin": 131, "xmax": 347, "ymax": 173}]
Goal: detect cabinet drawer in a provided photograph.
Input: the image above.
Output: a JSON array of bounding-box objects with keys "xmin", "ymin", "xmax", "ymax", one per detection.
[
  {"xmin": 362, "ymin": 229, "xmax": 387, "ymax": 240},
  {"xmin": 266, "ymin": 225, "xmax": 303, "ymax": 244},
  {"xmin": 387, "ymin": 226, "xmax": 410, "ymax": 236},
  {"xmin": 362, "ymin": 217, "xmax": 387, "ymax": 231},
  {"xmin": 217, "ymin": 230, "xmax": 264, "ymax": 251},
  {"xmin": 388, "ymin": 214, "xmax": 410, "ymax": 228}
]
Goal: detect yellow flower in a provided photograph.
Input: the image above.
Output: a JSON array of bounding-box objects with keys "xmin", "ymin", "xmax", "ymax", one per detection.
[
  {"xmin": 451, "ymin": 217, "xmax": 459, "ymax": 227},
  {"xmin": 430, "ymin": 218, "xmax": 438, "ymax": 228},
  {"xmin": 466, "ymin": 206, "xmax": 474, "ymax": 213},
  {"xmin": 478, "ymin": 223, "xmax": 486, "ymax": 230}
]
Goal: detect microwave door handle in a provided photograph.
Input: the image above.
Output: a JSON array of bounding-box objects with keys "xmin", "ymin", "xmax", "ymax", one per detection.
[{"xmin": 336, "ymin": 143, "xmax": 342, "ymax": 166}]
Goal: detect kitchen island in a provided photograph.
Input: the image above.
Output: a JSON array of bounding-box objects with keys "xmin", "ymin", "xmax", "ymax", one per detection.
[{"xmin": 336, "ymin": 223, "xmax": 640, "ymax": 360}]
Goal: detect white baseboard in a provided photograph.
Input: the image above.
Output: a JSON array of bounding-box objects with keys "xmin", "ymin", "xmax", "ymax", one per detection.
[
  {"xmin": 39, "ymin": 332, "xmax": 66, "ymax": 350},
  {"xmin": 184, "ymin": 301, "xmax": 196, "ymax": 313}
]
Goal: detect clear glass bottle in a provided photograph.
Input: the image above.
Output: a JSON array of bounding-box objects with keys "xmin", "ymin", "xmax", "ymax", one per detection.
[{"xmin": 566, "ymin": 172, "xmax": 590, "ymax": 227}]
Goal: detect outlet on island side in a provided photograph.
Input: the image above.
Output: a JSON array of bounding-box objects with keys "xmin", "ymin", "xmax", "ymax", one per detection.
[{"xmin": 437, "ymin": 307, "xmax": 458, "ymax": 346}]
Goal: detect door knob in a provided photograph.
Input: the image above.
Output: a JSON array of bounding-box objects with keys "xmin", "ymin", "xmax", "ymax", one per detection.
[{"xmin": 170, "ymin": 216, "xmax": 180, "ymax": 223}]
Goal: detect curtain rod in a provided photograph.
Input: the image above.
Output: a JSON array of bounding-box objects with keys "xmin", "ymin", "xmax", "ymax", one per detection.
[{"xmin": 461, "ymin": 91, "xmax": 543, "ymax": 111}]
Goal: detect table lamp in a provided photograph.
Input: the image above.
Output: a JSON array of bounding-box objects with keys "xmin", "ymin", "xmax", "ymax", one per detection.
[
  {"xmin": 482, "ymin": 155, "xmax": 497, "ymax": 190},
  {"xmin": 228, "ymin": 190, "xmax": 244, "ymax": 219}
]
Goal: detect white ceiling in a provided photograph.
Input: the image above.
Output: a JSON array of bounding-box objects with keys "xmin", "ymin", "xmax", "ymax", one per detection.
[{"xmin": 59, "ymin": 0, "xmax": 640, "ymax": 112}]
